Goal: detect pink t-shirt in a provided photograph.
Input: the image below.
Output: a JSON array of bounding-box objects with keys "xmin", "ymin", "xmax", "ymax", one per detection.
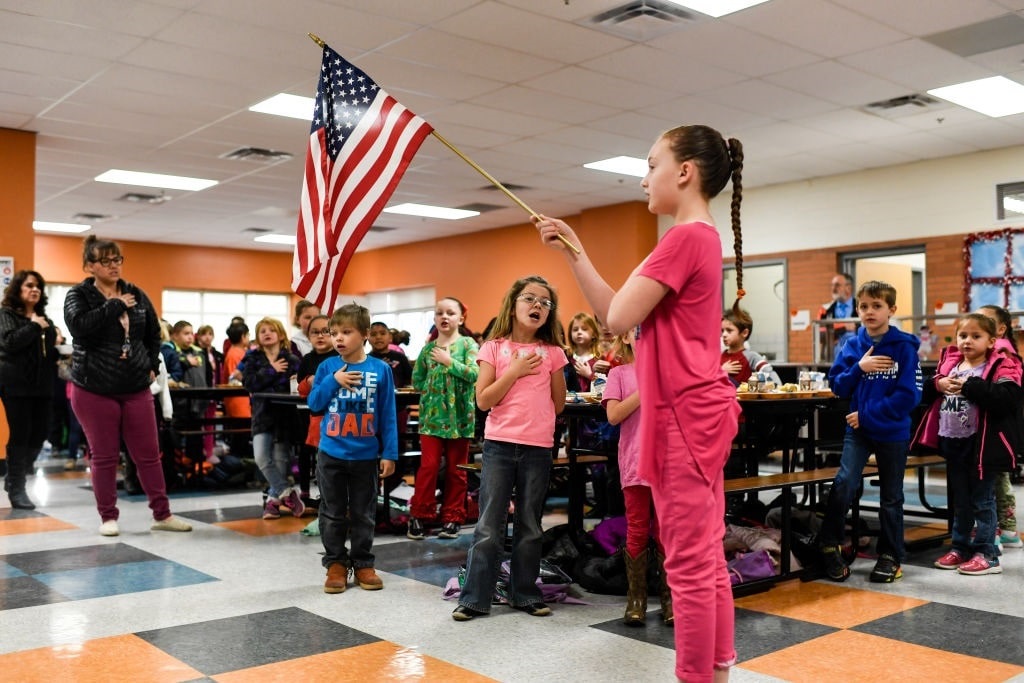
[
  {"xmin": 636, "ymin": 222, "xmax": 740, "ymax": 483},
  {"xmin": 478, "ymin": 338, "xmax": 568, "ymax": 448},
  {"xmin": 602, "ymin": 363, "xmax": 647, "ymax": 488}
]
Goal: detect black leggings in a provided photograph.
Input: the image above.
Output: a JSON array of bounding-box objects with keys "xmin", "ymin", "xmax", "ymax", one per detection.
[{"xmin": 2, "ymin": 395, "xmax": 51, "ymax": 455}]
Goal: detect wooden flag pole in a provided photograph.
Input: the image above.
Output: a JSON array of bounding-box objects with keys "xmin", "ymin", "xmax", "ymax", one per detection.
[{"xmin": 306, "ymin": 32, "xmax": 580, "ymax": 255}]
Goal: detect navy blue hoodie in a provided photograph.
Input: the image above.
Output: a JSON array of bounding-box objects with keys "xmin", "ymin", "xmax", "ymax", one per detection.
[{"xmin": 829, "ymin": 325, "xmax": 922, "ymax": 442}]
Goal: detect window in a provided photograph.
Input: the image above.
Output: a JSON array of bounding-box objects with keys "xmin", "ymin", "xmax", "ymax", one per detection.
[
  {"xmin": 163, "ymin": 290, "xmax": 290, "ymax": 348},
  {"xmin": 365, "ymin": 287, "xmax": 436, "ymax": 359},
  {"xmin": 723, "ymin": 260, "xmax": 787, "ymax": 362}
]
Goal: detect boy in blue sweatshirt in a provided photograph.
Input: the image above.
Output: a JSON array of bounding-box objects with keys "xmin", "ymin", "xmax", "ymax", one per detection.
[
  {"xmin": 308, "ymin": 304, "xmax": 398, "ymax": 594},
  {"xmin": 819, "ymin": 281, "xmax": 922, "ymax": 584}
]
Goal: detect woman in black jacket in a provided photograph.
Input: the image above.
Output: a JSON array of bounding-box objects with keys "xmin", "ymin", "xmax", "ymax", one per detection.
[
  {"xmin": 0, "ymin": 270, "xmax": 57, "ymax": 509},
  {"xmin": 64, "ymin": 236, "xmax": 191, "ymax": 536}
]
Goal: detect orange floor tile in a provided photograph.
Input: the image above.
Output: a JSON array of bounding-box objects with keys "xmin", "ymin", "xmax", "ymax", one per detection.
[
  {"xmin": 0, "ymin": 516, "xmax": 78, "ymax": 536},
  {"xmin": 742, "ymin": 630, "xmax": 1024, "ymax": 683},
  {"xmin": 735, "ymin": 578, "xmax": 928, "ymax": 629},
  {"xmin": 213, "ymin": 641, "xmax": 497, "ymax": 682},
  {"xmin": 214, "ymin": 516, "xmax": 311, "ymax": 536},
  {"xmin": 0, "ymin": 634, "xmax": 203, "ymax": 683}
]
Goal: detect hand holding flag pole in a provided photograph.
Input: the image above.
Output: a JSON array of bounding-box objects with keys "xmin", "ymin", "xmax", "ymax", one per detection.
[{"xmin": 307, "ymin": 33, "xmax": 579, "ymax": 255}]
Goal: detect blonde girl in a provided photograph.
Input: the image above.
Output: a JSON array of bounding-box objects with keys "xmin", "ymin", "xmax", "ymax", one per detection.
[
  {"xmin": 408, "ymin": 297, "xmax": 479, "ymax": 540},
  {"xmin": 242, "ymin": 317, "xmax": 302, "ymax": 519},
  {"xmin": 452, "ymin": 276, "xmax": 567, "ymax": 621},
  {"xmin": 567, "ymin": 311, "xmax": 601, "ymax": 391}
]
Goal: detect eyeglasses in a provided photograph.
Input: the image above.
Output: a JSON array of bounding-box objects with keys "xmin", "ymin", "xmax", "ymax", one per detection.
[
  {"xmin": 91, "ymin": 256, "xmax": 125, "ymax": 267},
  {"xmin": 517, "ymin": 293, "xmax": 555, "ymax": 310},
  {"xmin": 309, "ymin": 328, "xmax": 331, "ymax": 336}
]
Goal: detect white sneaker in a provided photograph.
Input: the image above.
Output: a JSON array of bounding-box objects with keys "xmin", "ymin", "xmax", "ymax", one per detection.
[
  {"xmin": 999, "ymin": 530, "xmax": 1023, "ymax": 548},
  {"xmin": 151, "ymin": 515, "xmax": 192, "ymax": 532},
  {"xmin": 99, "ymin": 520, "xmax": 120, "ymax": 536}
]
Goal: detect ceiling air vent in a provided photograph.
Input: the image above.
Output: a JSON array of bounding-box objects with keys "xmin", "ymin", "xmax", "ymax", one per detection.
[
  {"xmin": 479, "ymin": 182, "xmax": 530, "ymax": 193},
  {"xmin": 221, "ymin": 147, "xmax": 294, "ymax": 163},
  {"xmin": 457, "ymin": 202, "xmax": 505, "ymax": 213},
  {"xmin": 242, "ymin": 227, "xmax": 273, "ymax": 234},
  {"xmin": 117, "ymin": 192, "xmax": 169, "ymax": 204},
  {"xmin": 368, "ymin": 225, "xmax": 396, "ymax": 233},
  {"xmin": 863, "ymin": 93, "xmax": 945, "ymax": 119},
  {"xmin": 72, "ymin": 212, "xmax": 113, "ymax": 223},
  {"xmin": 582, "ymin": 0, "xmax": 698, "ymax": 41}
]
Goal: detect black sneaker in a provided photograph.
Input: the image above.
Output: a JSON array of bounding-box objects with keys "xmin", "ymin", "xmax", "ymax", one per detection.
[
  {"xmin": 821, "ymin": 544, "xmax": 850, "ymax": 582},
  {"xmin": 438, "ymin": 522, "xmax": 460, "ymax": 539},
  {"xmin": 869, "ymin": 554, "xmax": 902, "ymax": 583},
  {"xmin": 407, "ymin": 518, "xmax": 426, "ymax": 540},
  {"xmin": 512, "ymin": 602, "xmax": 552, "ymax": 617},
  {"xmin": 452, "ymin": 605, "xmax": 487, "ymax": 621}
]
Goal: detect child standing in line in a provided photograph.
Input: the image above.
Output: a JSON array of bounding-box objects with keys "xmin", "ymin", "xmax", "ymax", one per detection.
[
  {"xmin": 819, "ymin": 281, "xmax": 922, "ymax": 584},
  {"xmin": 222, "ymin": 322, "xmax": 252, "ymax": 458},
  {"xmin": 976, "ymin": 305, "xmax": 1023, "ymax": 549},
  {"xmin": 567, "ymin": 312, "xmax": 602, "ymax": 391},
  {"xmin": 720, "ymin": 309, "xmax": 781, "ymax": 386},
  {"xmin": 296, "ymin": 315, "xmax": 338, "ymax": 503},
  {"xmin": 537, "ymin": 124, "xmax": 744, "ymax": 681},
  {"xmin": 408, "ymin": 297, "xmax": 479, "ymax": 541},
  {"xmin": 914, "ymin": 313, "xmax": 1022, "ymax": 574},
  {"xmin": 602, "ymin": 329, "xmax": 672, "ymax": 627},
  {"xmin": 368, "ymin": 322, "xmax": 413, "ymax": 388},
  {"xmin": 452, "ymin": 276, "xmax": 567, "ymax": 621},
  {"xmin": 242, "ymin": 317, "xmax": 302, "ymax": 519},
  {"xmin": 308, "ymin": 304, "xmax": 398, "ymax": 594}
]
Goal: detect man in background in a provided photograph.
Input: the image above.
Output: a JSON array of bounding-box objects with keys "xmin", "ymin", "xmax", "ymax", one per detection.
[{"xmin": 818, "ymin": 273, "xmax": 858, "ymax": 361}]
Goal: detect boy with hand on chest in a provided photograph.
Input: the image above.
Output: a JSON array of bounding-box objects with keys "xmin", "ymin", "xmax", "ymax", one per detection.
[
  {"xmin": 307, "ymin": 304, "xmax": 398, "ymax": 594},
  {"xmin": 818, "ymin": 281, "xmax": 922, "ymax": 584}
]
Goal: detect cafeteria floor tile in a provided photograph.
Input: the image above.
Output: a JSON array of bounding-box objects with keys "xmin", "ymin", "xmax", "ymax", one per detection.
[{"xmin": 0, "ymin": 469, "xmax": 1022, "ymax": 682}]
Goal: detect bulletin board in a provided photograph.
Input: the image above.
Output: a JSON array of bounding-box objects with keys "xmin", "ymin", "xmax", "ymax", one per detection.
[{"xmin": 963, "ymin": 227, "xmax": 1024, "ymax": 310}]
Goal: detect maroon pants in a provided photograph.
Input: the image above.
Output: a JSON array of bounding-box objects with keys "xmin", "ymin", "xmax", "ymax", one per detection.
[
  {"xmin": 71, "ymin": 385, "xmax": 171, "ymax": 523},
  {"xmin": 622, "ymin": 484, "xmax": 662, "ymax": 558},
  {"xmin": 409, "ymin": 435, "xmax": 469, "ymax": 523}
]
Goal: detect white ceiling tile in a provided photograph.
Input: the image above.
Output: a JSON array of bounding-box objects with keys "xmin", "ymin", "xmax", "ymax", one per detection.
[
  {"xmin": 830, "ymin": 0, "xmax": 1009, "ymax": 35},
  {"xmin": 791, "ymin": 109, "xmax": 914, "ymax": 141},
  {"xmin": 0, "ymin": 0, "xmax": 188, "ymax": 36},
  {"xmin": 765, "ymin": 61, "xmax": 909, "ymax": 107},
  {"xmin": 821, "ymin": 142, "xmax": 919, "ymax": 167},
  {"xmin": 580, "ymin": 44, "xmax": 745, "ymax": 93},
  {"xmin": 433, "ymin": 3, "xmax": 631, "ymax": 62},
  {"xmin": 522, "ymin": 67, "xmax": 678, "ymax": 109},
  {"xmin": 354, "ymin": 53, "xmax": 509, "ymax": 101},
  {"xmin": 840, "ymin": 39, "xmax": 995, "ymax": 91},
  {"xmin": 0, "ymin": 42, "xmax": 110, "ymax": 81},
  {"xmin": 725, "ymin": 0, "xmax": 908, "ymax": 58},
  {"xmin": 698, "ymin": 80, "xmax": 838, "ymax": 120},
  {"xmin": 466, "ymin": 85, "xmax": 622, "ymax": 126},
  {"xmin": 879, "ymin": 130, "xmax": 981, "ymax": 159}
]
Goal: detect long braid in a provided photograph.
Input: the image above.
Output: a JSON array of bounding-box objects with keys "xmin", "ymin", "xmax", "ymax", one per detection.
[{"xmin": 727, "ymin": 137, "xmax": 744, "ymax": 317}]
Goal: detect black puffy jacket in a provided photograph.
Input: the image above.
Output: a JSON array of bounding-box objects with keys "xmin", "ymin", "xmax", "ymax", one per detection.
[
  {"xmin": 64, "ymin": 278, "xmax": 161, "ymax": 395},
  {"xmin": 0, "ymin": 307, "xmax": 57, "ymax": 398}
]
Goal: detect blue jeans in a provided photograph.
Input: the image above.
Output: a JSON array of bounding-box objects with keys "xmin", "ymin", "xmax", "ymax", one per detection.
[
  {"xmin": 820, "ymin": 430, "xmax": 908, "ymax": 562},
  {"xmin": 941, "ymin": 436, "xmax": 999, "ymax": 560},
  {"xmin": 317, "ymin": 453, "xmax": 379, "ymax": 570},
  {"xmin": 253, "ymin": 432, "xmax": 292, "ymax": 499},
  {"xmin": 459, "ymin": 440, "xmax": 551, "ymax": 613}
]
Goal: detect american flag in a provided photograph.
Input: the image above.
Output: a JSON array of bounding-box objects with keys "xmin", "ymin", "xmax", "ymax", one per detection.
[{"xmin": 292, "ymin": 44, "xmax": 433, "ymax": 313}]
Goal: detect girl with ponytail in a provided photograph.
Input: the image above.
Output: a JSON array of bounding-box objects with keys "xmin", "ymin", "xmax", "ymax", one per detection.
[{"xmin": 536, "ymin": 124, "xmax": 743, "ymax": 683}]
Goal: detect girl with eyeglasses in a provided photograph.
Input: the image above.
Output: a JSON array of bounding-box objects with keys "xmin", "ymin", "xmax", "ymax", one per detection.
[
  {"xmin": 453, "ymin": 276, "xmax": 567, "ymax": 622},
  {"xmin": 536, "ymin": 124, "xmax": 745, "ymax": 682},
  {"xmin": 0, "ymin": 269, "xmax": 58, "ymax": 509},
  {"xmin": 296, "ymin": 314, "xmax": 338, "ymax": 505},
  {"xmin": 64, "ymin": 235, "xmax": 192, "ymax": 536}
]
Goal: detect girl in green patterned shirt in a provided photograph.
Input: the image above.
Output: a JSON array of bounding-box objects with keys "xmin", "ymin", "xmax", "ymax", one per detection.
[{"xmin": 407, "ymin": 297, "xmax": 480, "ymax": 540}]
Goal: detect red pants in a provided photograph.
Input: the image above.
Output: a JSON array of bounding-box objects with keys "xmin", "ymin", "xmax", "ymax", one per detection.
[
  {"xmin": 650, "ymin": 418, "xmax": 734, "ymax": 682},
  {"xmin": 622, "ymin": 485, "xmax": 662, "ymax": 558},
  {"xmin": 409, "ymin": 435, "xmax": 469, "ymax": 523}
]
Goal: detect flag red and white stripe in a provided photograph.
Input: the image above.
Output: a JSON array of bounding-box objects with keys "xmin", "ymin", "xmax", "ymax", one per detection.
[{"xmin": 292, "ymin": 44, "xmax": 432, "ymax": 313}]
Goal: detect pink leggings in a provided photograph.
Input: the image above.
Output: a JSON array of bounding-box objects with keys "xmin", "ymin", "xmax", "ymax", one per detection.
[
  {"xmin": 622, "ymin": 485, "xmax": 662, "ymax": 558},
  {"xmin": 409, "ymin": 435, "xmax": 469, "ymax": 523},
  {"xmin": 71, "ymin": 385, "xmax": 171, "ymax": 522},
  {"xmin": 650, "ymin": 419, "xmax": 734, "ymax": 683}
]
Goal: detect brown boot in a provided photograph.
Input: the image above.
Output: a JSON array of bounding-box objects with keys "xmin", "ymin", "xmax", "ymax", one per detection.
[
  {"xmin": 657, "ymin": 551, "xmax": 674, "ymax": 625},
  {"xmin": 623, "ymin": 548, "xmax": 648, "ymax": 626},
  {"xmin": 324, "ymin": 563, "xmax": 348, "ymax": 594},
  {"xmin": 354, "ymin": 566, "xmax": 384, "ymax": 590}
]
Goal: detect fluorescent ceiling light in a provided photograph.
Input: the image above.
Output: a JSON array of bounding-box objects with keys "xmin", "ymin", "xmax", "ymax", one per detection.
[
  {"xmin": 95, "ymin": 169, "xmax": 217, "ymax": 192},
  {"xmin": 584, "ymin": 156, "xmax": 647, "ymax": 178},
  {"xmin": 663, "ymin": 0, "xmax": 770, "ymax": 18},
  {"xmin": 254, "ymin": 234, "xmax": 297, "ymax": 245},
  {"xmin": 250, "ymin": 93, "xmax": 315, "ymax": 120},
  {"xmin": 33, "ymin": 221, "xmax": 91, "ymax": 233},
  {"xmin": 382, "ymin": 203, "xmax": 479, "ymax": 220},
  {"xmin": 928, "ymin": 76, "xmax": 1024, "ymax": 117}
]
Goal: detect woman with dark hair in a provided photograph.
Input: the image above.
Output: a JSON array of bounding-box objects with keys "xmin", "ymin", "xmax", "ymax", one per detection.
[
  {"xmin": 0, "ymin": 269, "xmax": 58, "ymax": 509},
  {"xmin": 64, "ymin": 235, "xmax": 191, "ymax": 536}
]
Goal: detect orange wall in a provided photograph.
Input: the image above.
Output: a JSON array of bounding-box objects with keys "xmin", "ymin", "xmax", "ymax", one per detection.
[{"xmin": 0, "ymin": 128, "xmax": 36, "ymax": 454}]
